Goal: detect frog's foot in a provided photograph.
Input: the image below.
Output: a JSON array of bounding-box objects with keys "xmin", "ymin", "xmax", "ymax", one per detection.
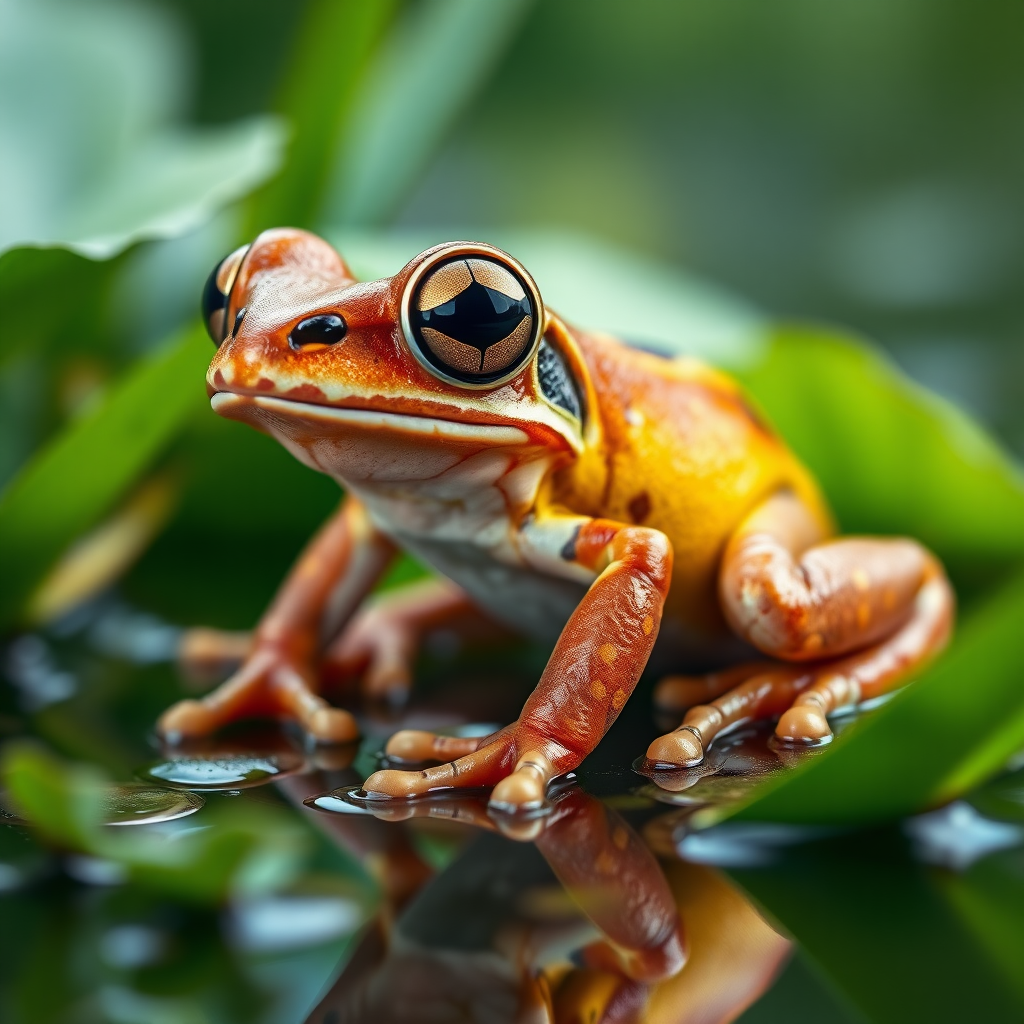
[
  {"xmin": 158, "ymin": 647, "xmax": 359, "ymax": 745},
  {"xmin": 323, "ymin": 578, "xmax": 488, "ymax": 705},
  {"xmin": 647, "ymin": 566, "xmax": 955, "ymax": 767},
  {"xmin": 364, "ymin": 727, "xmax": 564, "ymax": 813}
]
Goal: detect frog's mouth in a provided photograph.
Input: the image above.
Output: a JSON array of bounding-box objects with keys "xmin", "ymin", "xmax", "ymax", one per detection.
[{"xmin": 212, "ymin": 392, "xmax": 536, "ymax": 484}]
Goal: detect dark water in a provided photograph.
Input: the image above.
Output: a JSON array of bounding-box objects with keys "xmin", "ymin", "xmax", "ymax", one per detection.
[{"xmin": 2, "ymin": 624, "xmax": 1023, "ymax": 1024}]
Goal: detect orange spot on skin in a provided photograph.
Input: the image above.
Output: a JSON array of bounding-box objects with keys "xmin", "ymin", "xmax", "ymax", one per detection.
[
  {"xmin": 612, "ymin": 689, "xmax": 626, "ymax": 710},
  {"xmin": 802, "ymin": 632, "xmax": 824, "ymax": 654},
  {"xmin": 256, "ymin": 377, "xmax": 276, "ymax": 391},
  {"xmin": 642, "ymin": 615, "xmax": 654, "ymax": 635},
  {"xmin": 612, "ymin": 825, "xmax": 629, "ymax": 850},
  {"xmin": 627, "ymin": 491, "xmax": 652, "ymax": 524},
  {"xmin": 857, "ymin": 603, "xmax": 871, "ymax": 629},
  {"xmin": 883, "ymin": 587, "xmax": 896, "ymax": 610},
  {"xmin": 286, "ymin": 383, "xmax": 327, "ymax": 403},
  {"xmin": 590, "ymin": 679, "xmax": 606, "ymax": 700},
  {"xmin": 598, "ymin": 643, "xmax": 618, "ymax": 665}
]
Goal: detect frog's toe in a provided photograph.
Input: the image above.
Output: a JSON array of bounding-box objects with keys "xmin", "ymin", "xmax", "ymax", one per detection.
[
  {"xmin": 305, "ymin": 706, "xmax": 360, "ymax": 744},
  {"xmin": 157, "ymin": 699, "xmax": 222, "ymax": 740},
  {"xmin": 646, "ymin": 726, "xmax": 705, "ymax": 767},
  {"xmin": 384, "ymin": 729, "xmax": 492, "ymax": 763},
  {"xmin": 775, "ymin": 703, "xmax": 833, "ymax": 744}
]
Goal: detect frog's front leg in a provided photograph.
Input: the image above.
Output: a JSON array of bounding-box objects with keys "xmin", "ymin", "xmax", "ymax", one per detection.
[
  {"xmin": 647, "ymin": 490, "xmax": 954, "ymax": 766},
  {"xmin": 363, "ymin": 517, "xmax": 673, "ymax": 811},
  {"xmin": 157, "ymin": 496, "xmax": 395, "ymax": 744}
]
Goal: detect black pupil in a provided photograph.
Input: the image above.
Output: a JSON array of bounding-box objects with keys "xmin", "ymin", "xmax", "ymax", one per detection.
[
  {"xmin": 419, "ymin": 280, "xmax": 530, "ymax": 351},
  {"xmin": 289, "ymin": 314, "xmax": 346, "ymax": 348}
]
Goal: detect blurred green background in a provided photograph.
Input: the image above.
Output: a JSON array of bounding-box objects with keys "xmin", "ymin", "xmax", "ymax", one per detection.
[{"xmin": 3, "ymin": 1, "xmax": 1024, "ymax": 1021}]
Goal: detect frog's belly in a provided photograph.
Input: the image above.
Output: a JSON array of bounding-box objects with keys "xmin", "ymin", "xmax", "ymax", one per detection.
[{"xmin": 395, "ymin": 534, "xmax": 587, "ymax": 642}]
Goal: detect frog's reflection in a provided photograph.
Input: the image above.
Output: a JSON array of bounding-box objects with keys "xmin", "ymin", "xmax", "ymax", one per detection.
[
  {"xmin": 301, "ymin": 786, "xmax": 787, "ymax": 1024},
  {"xmin": 148, "ymin": 728, "xmax": 789, "ymax": 1022}
]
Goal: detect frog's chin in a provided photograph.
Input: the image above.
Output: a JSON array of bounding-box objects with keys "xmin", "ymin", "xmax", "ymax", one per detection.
[{"xmin": 211, "ymin": 392, "xmax": 536, "ymax": 484}]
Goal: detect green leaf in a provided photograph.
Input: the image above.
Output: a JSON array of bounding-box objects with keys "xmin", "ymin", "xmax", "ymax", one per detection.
[
  {"xmin": 733, "ymin": 327, "xmax": 1024, "ymax": 579},
  {"xmin": 327, "ymin": 0, "xmax": 537, "ymax": 226},
  {"xmin": 1, "ymin": 742, "xmax": 106, "ymax": 849},
  {"xmin": 0, "ymin": 0, "xmax": 284, "ymax": 258},
  {"xmin": 0, "ymin": 326, "xmax": 210, "ymax": 626},
  {"xmin": 0, "ymin": 743, "xmax": 308, "ymax": 905},
  {"xmin": 709, "ymin": 570, "xmax": 1024, "ymax": 826},
  {"xmin": 729, "ymin": 840, "xmax": 1024, "ymax": 1023},
  {"xmin": 243, "ymin": 0, "xmax": 397, "ymax": 234}
]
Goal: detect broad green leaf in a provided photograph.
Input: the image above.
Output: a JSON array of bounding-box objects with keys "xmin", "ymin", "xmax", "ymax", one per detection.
[
  {"xmin": 0, "ymin": 0, "xmax": 284, "ymax": 257},
  {"xmin": 730, "ymin": 841, "xmax": 1024, "ymax": 1023},
  {"xmin": 734, "ymin": 327, "xmax": 1024, "ymax": 578},
  {"xmin": 0, "ymin": 326, "xmax": 210, "ymax": 626},
  {"xmin": 244, "ymin": 0, "xmax": 397, "ymax": 234},
  {"xmin": 327, "ymin": 0, "xmax": 537, "ymax": 226},
  {"xmin": 708, "ymin": 570, "xmax": 1024, "ymax": 826}
]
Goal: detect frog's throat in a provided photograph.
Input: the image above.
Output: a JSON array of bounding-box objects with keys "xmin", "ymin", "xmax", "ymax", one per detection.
[{"xmin": 211, "ymin": 392, "xmax": 530, "ymax": 446}]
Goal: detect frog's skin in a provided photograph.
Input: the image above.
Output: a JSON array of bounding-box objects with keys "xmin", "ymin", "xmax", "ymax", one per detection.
[{"xmin": 160, "ymin": 229, "xmax": 954, "ymax": 811}]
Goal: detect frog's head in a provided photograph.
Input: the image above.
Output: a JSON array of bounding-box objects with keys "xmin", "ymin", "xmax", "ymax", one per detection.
[{"xmin": 201, "ymin": 229, "xmax": 590, "ymax": 488}]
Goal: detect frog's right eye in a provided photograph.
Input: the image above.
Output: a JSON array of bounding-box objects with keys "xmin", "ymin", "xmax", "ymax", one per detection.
[{"xmin": 201, "ymin": 244, "xmax": 249, "ymax": 344}]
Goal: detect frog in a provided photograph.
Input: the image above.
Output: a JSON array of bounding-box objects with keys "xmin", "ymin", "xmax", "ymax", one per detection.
[{"xmin": 159, "ymin": 228, "xmax": 954, "ymax": 812}]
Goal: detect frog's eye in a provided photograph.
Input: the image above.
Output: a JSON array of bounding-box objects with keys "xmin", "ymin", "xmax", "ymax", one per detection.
[
  {"xmin": 201, "ymin": 244, "xmax": 249, "ymax": 344},
  {"xmin": 401, "ymin": 243, "xmax": 543, "ymax": 387}
]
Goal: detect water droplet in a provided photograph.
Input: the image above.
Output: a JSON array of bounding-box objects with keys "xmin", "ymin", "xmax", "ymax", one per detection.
[
  {"xmin": 304, "ymin": 786, "xmax": 380, "ymax": 815},
  {"xmin": 137, "ymin": 752, "xmax": 304, "ymax": 791},
  {"xmin": 101, "ymin": 784, "xmax": 204, "ymax": 825}
]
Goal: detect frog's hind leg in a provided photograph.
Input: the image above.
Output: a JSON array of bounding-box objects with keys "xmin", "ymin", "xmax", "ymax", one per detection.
[
  {"xmin": 653, "ymin": 661, "xmax": 775, "ymax": 715},
  {"xmin": 322, "ymin": 577, "xmax": 508, "ymax": 703},
  {"xmin": 647, "ymin": 490, "xmax": 954, "ymax": 766}
]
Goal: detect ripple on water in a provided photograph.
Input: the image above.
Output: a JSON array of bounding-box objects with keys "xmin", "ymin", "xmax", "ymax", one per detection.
[{"xmin": 136, "ymin": 752, "xmax": 304, "ymax": 791}]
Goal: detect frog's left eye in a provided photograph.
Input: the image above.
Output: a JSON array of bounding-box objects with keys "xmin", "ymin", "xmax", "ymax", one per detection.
[
  {"xmin": 401, "ymin": 243, "xmax": 543, "ymax": 388},
  {"xmin": 201, "ymin": 244, "xmax": 249, "ymax": 344}
]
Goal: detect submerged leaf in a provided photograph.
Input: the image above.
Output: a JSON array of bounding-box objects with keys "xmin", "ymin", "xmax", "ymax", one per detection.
[
  {"xmin": 0, "ymin": 327, "xmax": 210, "ymax": 626},
  {"xmin": 0, "ymin": 743, "xmax": 307, "ymax": 904}
]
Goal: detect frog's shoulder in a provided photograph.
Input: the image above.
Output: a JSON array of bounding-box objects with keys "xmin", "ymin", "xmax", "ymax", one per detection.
[{"xmin": 570, "ymin": 327, "xmax": 757, "ymax": 414}]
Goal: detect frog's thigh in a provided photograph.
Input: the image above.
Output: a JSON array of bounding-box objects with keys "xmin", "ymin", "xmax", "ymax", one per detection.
[
  {"xmin": 647, "ymin": 492, "xmax": 954, "ymax": 766},
  {"xmin": 364, "ymin": 517, "xmax": 673, "ymax": 808},
  {"xmin": 719, "ymin": 490, "xmax": 936, "ymax": 661}
]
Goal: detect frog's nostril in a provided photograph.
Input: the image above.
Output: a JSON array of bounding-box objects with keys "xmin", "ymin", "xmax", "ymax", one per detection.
[{"xmin": 289, "ymin": 314, "xmax": 347, "ymax": 349}]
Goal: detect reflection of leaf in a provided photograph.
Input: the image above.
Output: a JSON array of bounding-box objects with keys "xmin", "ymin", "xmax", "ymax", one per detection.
[
  {"xmin": 327, "ymin": 0, "xmax": 537, "ymax": 226},
  {"xmin": 0, "ymin": 0, "xmax": 284, "ymax": 257},
  {"xmin": 0, "ymin": 327, "xmax": 210, "ymax": 626},
  {"xmin": 730, "ymin": 839, "xmax": 1024, "ymax": 1023},
  {"xmin": 940, "ymin": 850, "xmax": 1024, "ymax": 1005},
  {"xmin": 1, "ymin": 743, "xmax": 307, "ymax": 905},
  {"xmin": 708, "ymin": 571, "xmax": 1024, "ymax": 827},
  {"xmin": 734, "ymin": 328, "xmax": 1024, "ymax": 579}
]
